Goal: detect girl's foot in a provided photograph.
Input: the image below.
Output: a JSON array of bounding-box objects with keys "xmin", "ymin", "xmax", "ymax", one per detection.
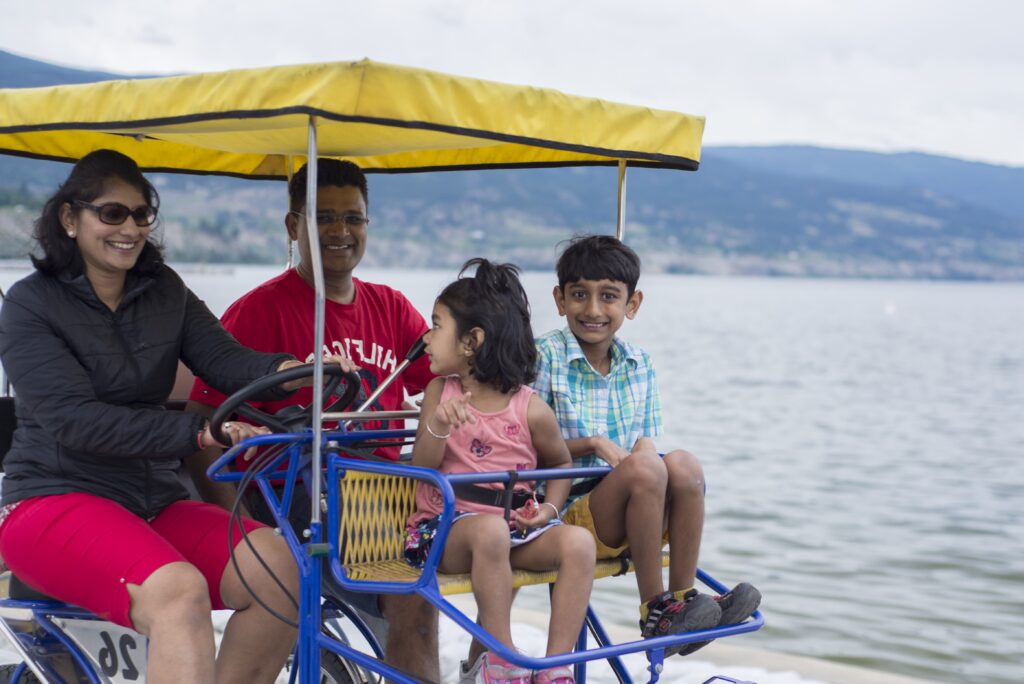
[
  {"xmin": 533, "ymin": 665, "xmax": 575, "ymax": 683},
  {"xmin": 477, "ymin": 652, "xmax": 531, "ymax": 684}
]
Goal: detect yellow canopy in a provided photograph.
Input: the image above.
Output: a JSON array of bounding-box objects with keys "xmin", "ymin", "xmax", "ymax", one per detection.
[{"xmin": 0, "ymin": 58, "xmax": 704, "ymax": 177}]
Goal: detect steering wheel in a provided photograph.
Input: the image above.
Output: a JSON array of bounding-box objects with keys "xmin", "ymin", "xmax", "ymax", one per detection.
[{"xmin": 209, "ymin": 364, "xmax": 361, "ymax": 445}]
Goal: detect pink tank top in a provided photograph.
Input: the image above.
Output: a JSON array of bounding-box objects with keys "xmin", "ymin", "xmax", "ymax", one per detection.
[{"xmin": 411, "ymin": 376, "xmax": 537, "ymax": 525}]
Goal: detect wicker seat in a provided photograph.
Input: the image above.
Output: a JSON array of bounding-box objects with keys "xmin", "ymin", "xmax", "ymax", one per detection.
[{"xmin": 335, "ymin": 470, "xmax": 668, "ymax": 595}]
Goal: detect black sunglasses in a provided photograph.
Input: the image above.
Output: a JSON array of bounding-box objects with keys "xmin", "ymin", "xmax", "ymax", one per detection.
[{"xmin": 74, "ymin": 201, "xmax": 158, "ymax": 227}]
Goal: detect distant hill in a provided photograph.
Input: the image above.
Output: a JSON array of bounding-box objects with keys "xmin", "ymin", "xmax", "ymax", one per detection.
[
  {"xmin": 2, "ymin": 48, "xmax": 1023, "ymax": 280},
  {"xmin": 0, "ymin": 48, "xmax": 132, "ymax": 88},
  {"xmin": 710, "ymin": 145, "xmax": 1024, "ymax": 222}
]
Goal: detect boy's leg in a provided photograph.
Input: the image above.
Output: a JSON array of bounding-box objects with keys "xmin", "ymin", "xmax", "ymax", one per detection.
[
  {"xmin": 662, "ymin": 449, "xmax": 705, "ymax": 591},
  {"xmin": 510, "ymin": 525, "xmax": 595, "ymax": 655},
  {"xmin": 662, "ymin": 449, "xmax": 761, "ymax": 639},
  {"xmin": 439, "ymin": 514, "xmax": 516, "ymax": 649},
  {"xmin": 581, "ymin": 440, "xmax": 720, "ymax": 655},
  {"xmin": 586, "ymin": 437, "xmax": 668, "ymax": 600}
]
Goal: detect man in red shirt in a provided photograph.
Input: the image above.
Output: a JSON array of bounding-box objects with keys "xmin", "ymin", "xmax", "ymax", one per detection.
[{"xmin": 186, "ymin": 159, "xmax": 438, "ymax": 680}]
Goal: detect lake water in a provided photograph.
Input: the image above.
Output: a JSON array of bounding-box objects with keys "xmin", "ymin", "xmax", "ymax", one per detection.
[{"xmin": 2, "ymin": 263, "xmax": 1022, "ymax": 684}]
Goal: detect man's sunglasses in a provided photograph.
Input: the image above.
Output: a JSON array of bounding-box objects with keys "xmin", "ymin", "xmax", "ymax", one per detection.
[{"xmin": 74, "ymin": 201, "xmax": 158, "ymax": 227}]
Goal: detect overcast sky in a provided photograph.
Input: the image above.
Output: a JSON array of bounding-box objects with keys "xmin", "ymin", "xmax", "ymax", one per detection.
[{"xmin": 2, "ymin": 0, "xmax": 1021, "ymax": 167}]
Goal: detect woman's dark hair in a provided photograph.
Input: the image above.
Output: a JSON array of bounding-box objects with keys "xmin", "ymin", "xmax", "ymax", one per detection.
[
  {"xmin": 31, "ymin": 149, "xmax": 164, "ymax": 276},
  {"xmin": 556, "ymin": 234, "xmax": 641, "ymax": 296},
  {"xmin": 437, "ymin": 258, "xmax": 536, "ymax": 393},
  {"xmin": 288, "ymin": 159, "xmax": 368, "ymax": 212}
]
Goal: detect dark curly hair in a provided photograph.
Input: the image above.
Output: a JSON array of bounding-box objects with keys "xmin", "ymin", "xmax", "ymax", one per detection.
[
  {"xmin": 288, "ymin": 158, "xmax": 368, "ymax": 213},
  {"xmin": 31, "ymin": 149, "xmax": 164, "ymax": 276},
  {"xmin": 556, "ymin": 234, "xmax": 641, "ymax": 297},
  {"xmin": 437, "ymin": 258, "xmax": 536, "ymax": 394}
]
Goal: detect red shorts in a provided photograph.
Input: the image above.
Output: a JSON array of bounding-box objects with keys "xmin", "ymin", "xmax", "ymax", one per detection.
[{"xmin": 0, "ymin": 493, "xmax": 264, "ymax": 629}]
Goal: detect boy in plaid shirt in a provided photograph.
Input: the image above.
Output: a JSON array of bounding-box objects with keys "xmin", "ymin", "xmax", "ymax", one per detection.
[{"xmin": 533, "ymin": 235, "xmax": 760, "ymax": 656}]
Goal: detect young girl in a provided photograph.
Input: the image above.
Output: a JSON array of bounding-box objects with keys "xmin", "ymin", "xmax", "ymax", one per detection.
[{"xmin": 405, "ymin": 259, "xmax": 595, "ymax": 684}]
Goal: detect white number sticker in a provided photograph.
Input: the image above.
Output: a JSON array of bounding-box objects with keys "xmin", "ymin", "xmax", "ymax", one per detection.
[{"xmin": 55, "ymin": 618, "xmax": 146, "ymax": 683}]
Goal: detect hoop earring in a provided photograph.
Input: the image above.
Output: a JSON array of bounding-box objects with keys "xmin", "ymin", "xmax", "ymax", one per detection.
[{"xmin": 286, "ymin": 240, "xmax": 294, "ymax": 269}]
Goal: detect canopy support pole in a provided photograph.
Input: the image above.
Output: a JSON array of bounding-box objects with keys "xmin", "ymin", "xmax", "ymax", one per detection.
[
  {"xmin": 1, "ymin": 287, "xmax": 8, "ymax": 395},
  {"xmin": 615, "ymin": 160, "xmax": 628, "ymax": 241},
  {"xmin": 304, "ymin": 118, "xmax": 325, "ymax": 527},
  {"xmin": 298, "ymin": 116, "xmax": 327, "ymax": 684}
]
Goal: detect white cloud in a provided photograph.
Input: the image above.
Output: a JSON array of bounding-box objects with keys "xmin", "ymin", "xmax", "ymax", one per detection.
[{"xmin": 2, "ymin": 0, "xmax": 1022, "ymax": 165}]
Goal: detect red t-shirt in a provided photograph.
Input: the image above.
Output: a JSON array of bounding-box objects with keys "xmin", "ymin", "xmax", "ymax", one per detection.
[{"xmin": 189, "ymin": 269, "xmax": 434, "ymax": 461}]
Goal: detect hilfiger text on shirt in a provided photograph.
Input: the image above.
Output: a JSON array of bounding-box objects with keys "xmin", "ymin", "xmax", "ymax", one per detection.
[{"xmin": 304, "ymin": 339, "xmax": 399, "ymax": 375}]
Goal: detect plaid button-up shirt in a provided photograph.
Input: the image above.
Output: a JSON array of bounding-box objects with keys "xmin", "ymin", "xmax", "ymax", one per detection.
[{"xmin": 533, "ymin": 328, "xmax": 662, "ymax": 493}]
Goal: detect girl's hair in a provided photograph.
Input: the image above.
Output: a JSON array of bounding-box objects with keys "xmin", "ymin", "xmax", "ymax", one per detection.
[
  {"xmin": 437, "ymin": 258, "xmax": 536, "ymax": 393},
  {"xmin": 31, "ymin": 149, "xmax": 164, "ymax": 276}
]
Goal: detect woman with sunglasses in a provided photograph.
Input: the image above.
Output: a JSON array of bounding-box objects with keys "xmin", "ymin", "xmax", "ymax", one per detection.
[{"xmin": 0, "ymin": 149, "xmax": 327, "ymax": 683}]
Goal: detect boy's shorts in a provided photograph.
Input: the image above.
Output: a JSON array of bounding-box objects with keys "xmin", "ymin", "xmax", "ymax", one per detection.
[{"xmin": 562, "ymin": 493, "xmax": 669, "ymax": 560}]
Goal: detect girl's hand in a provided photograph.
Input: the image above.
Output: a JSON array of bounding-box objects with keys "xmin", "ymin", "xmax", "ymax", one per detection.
[
  {"xmin": 430, "ymin": 391, "xmax": 475, "ymax": 433},
  {"xmin": 514, "ymin": 496, "xmax": 558, "ymax": 532},
  {"xmin": 202, "ymin": 421, "xmax": 271, "ymax": 462}
]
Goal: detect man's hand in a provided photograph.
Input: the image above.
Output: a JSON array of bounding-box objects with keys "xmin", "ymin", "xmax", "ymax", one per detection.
[{"xmin": 276, "ymin": 354, "xmax": 361, "ymax": 391}]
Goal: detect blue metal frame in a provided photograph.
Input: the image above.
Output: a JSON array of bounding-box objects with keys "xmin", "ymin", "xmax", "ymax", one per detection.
[
  {"xmin": 0, "ymin": 425, "xmax": 763, "ymax": 683},
  {"xmin": 0, "ymin": 600, "xmax": 117, "ymax": 683},
  {"xmin": 205, "ymin": 427, "xmax": 764, "ymax": 684}
]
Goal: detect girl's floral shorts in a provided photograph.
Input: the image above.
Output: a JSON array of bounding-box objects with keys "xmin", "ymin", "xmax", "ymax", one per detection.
[{"xmin": 403, "ymin": 512, "xmax": 561, "ymax": 569}]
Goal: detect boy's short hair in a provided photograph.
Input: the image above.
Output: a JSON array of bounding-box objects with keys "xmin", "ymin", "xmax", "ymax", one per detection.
[{"xmin": 556, "ymin": 235, "xmax": 641, "ymax": 296}]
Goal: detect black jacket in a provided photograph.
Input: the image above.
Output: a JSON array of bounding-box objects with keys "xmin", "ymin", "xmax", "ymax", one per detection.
[{"xmin": 0, "ymin": 265, "xmax": 293, "ymax": 518}]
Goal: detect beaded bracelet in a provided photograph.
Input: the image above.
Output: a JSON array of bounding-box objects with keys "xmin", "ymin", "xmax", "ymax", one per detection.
[
  {"xmin": 424, "ymin": 421, "xmax": 451, "ymax": 439},
  {"xmin": 541, "ymin": 502, "xmax": 562, "ymax": 520}
]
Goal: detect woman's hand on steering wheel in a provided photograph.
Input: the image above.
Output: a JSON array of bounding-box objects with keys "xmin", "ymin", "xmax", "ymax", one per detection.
[
  {"xmin": 200, "ymin": 420, "xmax": 271, "ymax": 462},
  {"xmin": 276, "ymin": 354, "xmax": 360, "ymax": 392}
]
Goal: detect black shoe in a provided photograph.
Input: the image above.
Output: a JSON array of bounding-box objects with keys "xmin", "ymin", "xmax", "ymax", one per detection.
[
  {"xmin": 639, "ymin": 589, "xmax": 721, "ymax": 657},
  {"xmin": 673, "ymin": 583, "xmax": 762, "ymax": 657},
  {"xmin": 715, "ymin": 582, "xmax": 762, "ymax": 626}
]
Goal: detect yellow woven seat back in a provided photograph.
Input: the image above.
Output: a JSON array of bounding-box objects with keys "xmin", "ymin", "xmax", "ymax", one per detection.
[{"xmin": 338, "ymin": 471, "xmax": 418, "ymax": 566}]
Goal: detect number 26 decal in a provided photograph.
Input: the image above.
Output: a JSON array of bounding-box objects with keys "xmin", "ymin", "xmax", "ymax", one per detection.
[{"xmin": 97, "ymin": 630, "xmax": 141, "ymax": 680}]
